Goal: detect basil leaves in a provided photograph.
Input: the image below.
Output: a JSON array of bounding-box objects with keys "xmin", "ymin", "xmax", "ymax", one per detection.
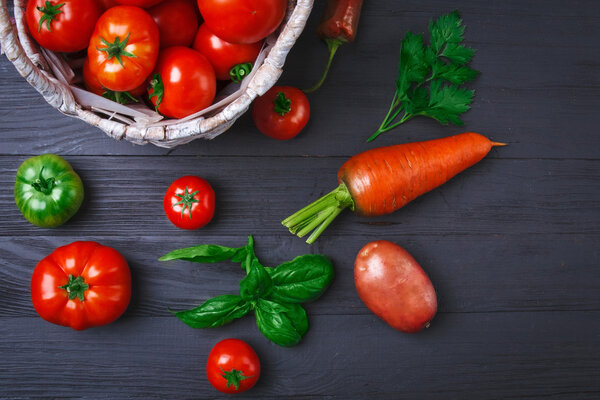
[{"xmin": 160, "ymin": 236, "xmax": 334, "ymax": 347}]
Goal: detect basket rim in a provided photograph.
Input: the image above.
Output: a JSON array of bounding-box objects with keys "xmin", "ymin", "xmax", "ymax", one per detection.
[{"xmin": 0, "ymin": 0, "xmax": 313, "ymax": 148}]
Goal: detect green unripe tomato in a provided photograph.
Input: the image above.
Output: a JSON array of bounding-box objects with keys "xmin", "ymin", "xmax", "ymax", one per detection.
[{"xmin": 14, "ymin": 154, "xmax": 84, "ymax": 228}]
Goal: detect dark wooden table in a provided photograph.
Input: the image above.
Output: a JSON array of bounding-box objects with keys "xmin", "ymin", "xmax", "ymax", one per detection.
[{"xmin": 1, "ymin": 1, "xmax": 599, "ymax": 398}]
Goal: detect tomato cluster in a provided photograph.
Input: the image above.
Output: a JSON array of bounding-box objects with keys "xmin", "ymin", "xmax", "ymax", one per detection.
[{"xmin": 26, "ymin": 0, "xmax": 287, "ymax": 118}]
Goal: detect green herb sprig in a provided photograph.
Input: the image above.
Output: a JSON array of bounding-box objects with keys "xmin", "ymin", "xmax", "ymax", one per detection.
[
  {"xmin": 159, "ymin": 236, "xmax": 334, "ymax": 347},
  {"xmin": 368, "ymin": 10, "xmax": 479, "ymax": 142}
]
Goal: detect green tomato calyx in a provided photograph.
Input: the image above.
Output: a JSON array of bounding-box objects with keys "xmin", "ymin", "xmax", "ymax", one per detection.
[
  {"xmin": 273, "ymin": 92, "xmax": 291, "ymax": 116},
  {"xmin": 229, "ymin": 63, "xmax": 253, "ymax": 83},
  {"xmin": 220, "ymin": 367, "xmax": 253, "ymax": 391},
  {"xmin": 97, "ymin": 33, "xmax": 137, "ymax": 68},
  {"xmin": 31, "ymin": 167, "xmax": 56, "ymax": 195},
  {"xmin": 173, "ymin": 186, "xmax": 200, "ymax": 219},
  {"xmin": 58, "ymin": 274, "xmax": 89, "ymax": 302},
  {"xmin": 36, "ymin": 1, "xmax": 65, "ymax": 32}
]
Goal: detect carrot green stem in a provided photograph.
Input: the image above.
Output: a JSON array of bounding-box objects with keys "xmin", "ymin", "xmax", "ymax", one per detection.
[
  {"xmin": 303, "ymin": 38, "xmax": 344, "ymax": 94},
  {"xmin": 282, "ymin": 183, "xmax": 354, "ymax": 244}
]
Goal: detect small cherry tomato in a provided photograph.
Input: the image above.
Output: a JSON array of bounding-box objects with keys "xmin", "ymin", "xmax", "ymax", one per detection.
[
  {"xmin": 114, "ymin": 0, "xmax": 164, "ymax": 7},
  {"xmin": 163, "ymin": 175, "xmax": 215, "ymax": 230},
  {"xmin": 207, "ymin": 339, "xmax": 260, "ymax": 394},
  {"xmin": 83, "ymin": 58, "xmax": 147, "ymax": 104},
  {"xmin": 148, "ymin": 46, "xmax": 216, "ymax": 119},
  {"xmin": 26, "ymin": 0, "xmax": 102, "ymax": 52},
  {"xmin": 197, "ymin": 0, "xmax": 286, "ymax": 44},
  {"xmin": 192, "ymin": 23, "xmax": 262, "ymax": 82},
  {"xmin": 31, "ymin": 241, "xmax": 131, "ymax": 331},
  {"xmin": 252, "ymin": 86, "xmax": 310, "ymax": 140},
  {"xmin": 148, "ymin": 0, "xmax": 200, "ymax": 48},
  {"xmin": 87, "ymin": 6, "xmax": 159, "ymax": 92}
]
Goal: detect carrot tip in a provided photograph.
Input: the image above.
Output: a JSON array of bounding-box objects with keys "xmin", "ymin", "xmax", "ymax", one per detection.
[{"xmin": 491, "ymin": 141, "xmax": 508, "ymax": 147}]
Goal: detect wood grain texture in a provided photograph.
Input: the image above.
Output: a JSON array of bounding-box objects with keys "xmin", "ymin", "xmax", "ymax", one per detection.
[
  {"xmin": 0, "ymin": 0, "xmax": 599, "ymax": 398},
  {"xmin": 1, "ymin": 313, "xmax": 598, "ymax": 399}
]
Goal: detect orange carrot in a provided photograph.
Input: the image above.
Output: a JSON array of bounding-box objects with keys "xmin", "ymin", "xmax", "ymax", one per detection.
[{"xmin": 282, "ymin": 132, "xmax": 504, "ymax": 243}]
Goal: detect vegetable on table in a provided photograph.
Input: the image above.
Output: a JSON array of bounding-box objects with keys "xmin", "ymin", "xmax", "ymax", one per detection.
[
  {"xmin": 159, "ymin": 236, "xmax": 334, "ymax": 347},
  {"xmin": 304, "ymin": 0, "xmax": 363, "ymax": 93},
  {"xmin": 193, "ymin": 23, "xmax": 263, "ymax": 82},
  {"xmin": 31, "ymin": 241, "xmax": 131, "ymax": 330},
  {"xmin": 163, "ymin": 175, "xmax": 215, "ymax": 230},
  {"xmin": 87, "ymin": 6, "xmax": 160, "ymax": 92},
  {"xmin": 252, "ymin": 86, "xmax": 310, "ymax": 140},
  {"xmin": 196, "ymin": 0, "xmax": 287, "ymax": 44},
  {"xmin": 355, "ymin": 241, "xmax": 437, "ymax": 333},
  {"xmin": 148, "ymin": 0, "xmax": 200, "ymax": 48},
  {"xmin": 369, "ymin": 10, "xmax": 479, "ymax": 142},
  {"xmin": 148, "ymin": 46, "xmax": 216, "ymax": 118},
  {"xmin": 207, "ymin": 338, "xmax": 260, "ymax": 394},
  {"xmin": 283, "ymin": 132, "xmax": 505, "ymax": 243},
  {"xmin": 26, "ymin": 0, "xmax": 102, "ymax": 52},
  {"xmin": 14, "ymin": 154, "xmax": 84, "ymax": 228}
]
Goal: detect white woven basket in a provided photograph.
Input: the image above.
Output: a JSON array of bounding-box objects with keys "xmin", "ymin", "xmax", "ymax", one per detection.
[{"xmin": 0, "ymin": 0, "xmax": 313, "ymax": 147}]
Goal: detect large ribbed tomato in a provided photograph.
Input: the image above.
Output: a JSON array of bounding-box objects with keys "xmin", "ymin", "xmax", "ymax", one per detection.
[
  {"xmin": 87, "ymin": 6, "xmax": 159, "ymax": 92},
  {"xmin": 31, "ymin": 241, "xmax": 131, "ymax": 331}
]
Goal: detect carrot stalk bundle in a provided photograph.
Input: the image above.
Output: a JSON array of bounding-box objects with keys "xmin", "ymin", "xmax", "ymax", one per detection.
[{"xmin": 282, "ymin": 132, "xmax": 505, "ymax": 243}]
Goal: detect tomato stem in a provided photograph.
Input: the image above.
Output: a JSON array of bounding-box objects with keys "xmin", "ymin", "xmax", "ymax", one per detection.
[
  {"xmin": 58, "ymin": 274, "xmax": 89, "ymax": 302},
  {"xmin": 97, "ymin": 33, "xmax": 136, "ymax": 68},
  {"xmin": 229, "ymin": 62, "xmax": 253, "ymax": 83},
  {"xmin": 282, "ymin": 183, "xmax": 354, "ymax": 244},
  {"xmin": 102, "ymin": 89, "xmax": 138, "ymax": 105},
  {"xmin": 148, "ymin": 73, "xmax": 164, "ymax": 112},
  {"xmin": 173, "ymin": 186, "xmax": 200, "ymax": 219},
  {"xmin": 219, "ymin": 367, "xmax": 253, "ymax": 391},
  {"xmin": 31, "ymin": 166, "xmax": 56, "ymax": 195},
  {"xmin": 36, "ymin": 1, "xmax": 64, "ymax": 32},
  {"xmin": 303, "ymin": 38, "xmax": 344, "ymax": 94},
  {"xmin": 273, "ymin": 92, "xmax": 291, "ymax": 116}
]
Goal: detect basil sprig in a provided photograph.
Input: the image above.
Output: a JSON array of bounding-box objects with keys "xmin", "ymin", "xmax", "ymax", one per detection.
[{"xmin": 159, "ymin": 236, "xmax": 334, "ymax": 347}]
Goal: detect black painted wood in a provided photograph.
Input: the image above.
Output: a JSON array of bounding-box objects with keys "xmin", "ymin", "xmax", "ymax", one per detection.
[{"xmin": 1, "ymin": 0, "xmax": 599, "ymax": 399}]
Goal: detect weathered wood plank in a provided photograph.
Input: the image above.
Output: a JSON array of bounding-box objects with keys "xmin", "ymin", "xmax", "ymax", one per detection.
[
  {"xmin": 0, "ymin": 156, "xmax": 597, "ymax": 237},
  {"xmin": 1, "ymin": 312, "xmax": 598, "ymax": 399},
  {"xmin": 0, "ymin": 0, "xmax": 598, "ymax": 157},
  {"xmin": 0, "ymin": 233, "xmax": 597, "ymax": 318}
]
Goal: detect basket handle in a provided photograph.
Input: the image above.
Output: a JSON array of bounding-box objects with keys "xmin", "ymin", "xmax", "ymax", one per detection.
[{"xmin": 0, "ymin": 0, "xmax": 76, "ymax": 114}]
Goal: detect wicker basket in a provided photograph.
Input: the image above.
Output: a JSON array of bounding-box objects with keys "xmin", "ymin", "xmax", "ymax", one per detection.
[{"xmin": 0, "ymin": 0, "xmax": 313, "ymax": 148}]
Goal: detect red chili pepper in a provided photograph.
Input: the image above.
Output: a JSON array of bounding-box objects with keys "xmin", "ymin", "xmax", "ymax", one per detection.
[{"xmin": 304, "ymin": 0, "xmax": 363, "ymax": 93}]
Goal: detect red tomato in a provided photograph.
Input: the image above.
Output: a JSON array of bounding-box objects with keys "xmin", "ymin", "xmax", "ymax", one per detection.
[
  {"xmin": 87, "ymin": 6, "xmax": 159, "ymax": 92},
  {"xmin": 163, "ymin": 175, "xmax": 215, "ymax": 230},
  {"xmin": 192, "ymin": 23, "xmax": 263, "ymax": 81},
  {"xmin": 354, "ymin": 241, "xmax": 437, "ymax": 333},
  {"xmin": 148, "ymin": 46, "xmax": 216, "ymax": 119},
  {"xmin": 207, "ymin": 339, "xmax": 260, "ymax": 394},
  {"xmin": 252, "ymin": 86, "xmax": 310, "ymax": 140},
  {"xmin": 26, "ymin": 0, "xmax": 102, "ymax": 52},
  {"xmin": 197, "ymin": 0, "xmax": 286, "ymax": 44},
  {"xmin": 114, "ymin": 0, "xmax": 164, "ymax": 7},
  {"xmin": 30, "ymin": 241, "xmax": 131, "ymax": 331},
  {"xmin": 148, "ymin": 0, "xmax": 200, "ymax": 48},
  {"xmin": 83, "ymin": 58, "xmax": 147, "ymax": 104}
]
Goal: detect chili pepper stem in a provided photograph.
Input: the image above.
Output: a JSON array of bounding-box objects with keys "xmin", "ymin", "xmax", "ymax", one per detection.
[
  {"xmin": 303, "ymin": 38, "xmax": 344, "ymax": 94},
  {"xmin": 282, "ymin": 183, "xmax": 354, "ymax": 243}
]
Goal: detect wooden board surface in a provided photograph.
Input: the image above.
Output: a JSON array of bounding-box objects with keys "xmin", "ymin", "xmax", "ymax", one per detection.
[{"xmin": 1, "ymin": 0, "xmax": 599, "ymax": 398}]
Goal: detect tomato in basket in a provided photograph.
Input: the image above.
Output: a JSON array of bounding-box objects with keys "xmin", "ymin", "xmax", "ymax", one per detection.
[
  {"xmin": 114, "ymin": 0, "xmax": 165, "ymax": 7},
  {"xmin": 83, "ymin": 59, "xmax": 148, "ymax": 104},
  {"xmin": 193, "ymin": 24, "xmax": 263, "ymax": 82},
  {"xmin": 87, "ymin": 6, "xmax": 159, "ymax": 92},
  {"xmin": 148, "ymin": 0, "xmax": 200, "ymax": 48},
  {"xmin": 197, "ymin": 0, "xmax": 287, "ymax": 44},
  {"xmin": 148, "ymin": 46, "xmax": 216, "ymax": 119},
  {"xmin": 26, "ymin": 0, "xmax": 102, "ymax": 52}
]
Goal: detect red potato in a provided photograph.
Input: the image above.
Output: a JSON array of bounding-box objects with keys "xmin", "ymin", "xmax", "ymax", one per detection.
[{"xmin": 354, "ymin": 240, "xmax": 437, "ymax": 333}]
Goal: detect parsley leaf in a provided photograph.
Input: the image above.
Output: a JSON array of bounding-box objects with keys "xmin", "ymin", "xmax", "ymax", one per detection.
[{"xmin": 368, "ymin": 10, "xmax": 479, "ymax": 142}]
